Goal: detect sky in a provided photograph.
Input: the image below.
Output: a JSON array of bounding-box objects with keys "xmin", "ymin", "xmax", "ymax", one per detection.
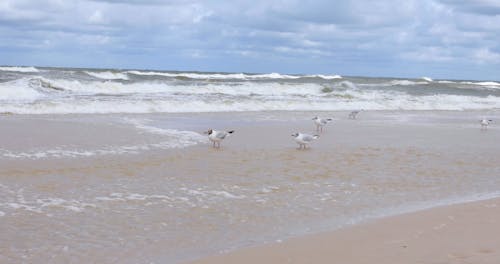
[{"xmin": 0, "ymin": 0, "xmax": 499, "ymax": 80}]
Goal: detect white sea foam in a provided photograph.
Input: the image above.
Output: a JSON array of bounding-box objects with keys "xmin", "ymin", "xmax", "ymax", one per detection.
[
  {"xmin": 1, "ymin": 92, "xmax": 499, "ymax": 114},
  {"xmin": 85, "ymin": 71, "xmax": 129, "ymax": 80},
  {"xmin": 0, "ymin": 136, "xmax": 205, "ymax": 160},
  {"xmin": 207, "ymin": 191, "xmax": 246, "ymax": 199},
  {"xmin": 1, "ymin": 71, "xmax": 499, "ymax": 114},
  {"xmin": 0, "ymin": 187, "xmax": 97, "ymax": 214},
  {"xmin": 308, "ymin": 74, "xmax": 342, "ymax": 79},
  {"xmin": 421, "ymin": 77, "xmax": 433, "ymax": 82},
  {"xmin": 0, "ymin": 78, "xmax": 44, "ymax": 101},
  {"xmin": 0, "ymin": 66, "xmax": 39, "ymax": 73},
  {"xmin": 0, "ymin": 119, "xmax": 206, "ymax": 159},
  {"xmin": 390, "ymin": 80, "xmax": 429, "ymax": 86},
  {"xmin": 3, "ymin": 77, "xmax": 328, "ymax": 96},
  {"xmin": 123, "ymin": 118, "xmax": 207, "ymax": 144},
  {"xmin": 473, "ymin": 81, "xmax": 500, "ymax": 87},
  {"xmin": 127, "ymin": 70, "xmax": 340, "ymax": 80}
]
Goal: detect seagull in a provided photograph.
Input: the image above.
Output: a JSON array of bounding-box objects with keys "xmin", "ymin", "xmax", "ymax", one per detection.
[
  {"xmin": 312, "ymin": 116, "xmax": 333, "ymax": 132},
  {"xmin": 480, "ymin": 119, "xmax": 493, "ymax": 130},
  {"xmin": 292, "ymin": 132, "xmax": 319, "ymax": 149},
  {"xmin": 204, "ymin": 129, "xmax": 235, "ymax": 148},
  {"xmin": 348, "ymin": 110, "xmax": 361, "ymax": 119}
]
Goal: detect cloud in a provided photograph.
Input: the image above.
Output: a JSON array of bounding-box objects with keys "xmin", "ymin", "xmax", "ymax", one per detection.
[
  {"xmin": 473, "ymin": 47, "xmax": 500, "ymax": 64},
  {"xmin": 438, "ymin": 0, "xmax": 500, "ymax": 15},
  {"xmin": 0, "ymin": 0, "xmax": 499, "ymax": 80},
  {"xmin": 88, "ymin": 0, "xmax": 195, "ymax": 4}
]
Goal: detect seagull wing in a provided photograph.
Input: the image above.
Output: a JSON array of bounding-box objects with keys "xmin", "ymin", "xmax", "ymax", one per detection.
[
  {"xmin": 214, "ymin": 131, "xmax": 228, "ymax": 139},
  {"xmin": 302, "ymin": 134, "xmax": 315, "ymax": 142}
]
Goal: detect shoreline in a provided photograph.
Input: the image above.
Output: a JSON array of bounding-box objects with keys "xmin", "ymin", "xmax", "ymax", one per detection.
[{"xmin": 189, "ymin": 196, "xmax": 500, "ymax": 264}]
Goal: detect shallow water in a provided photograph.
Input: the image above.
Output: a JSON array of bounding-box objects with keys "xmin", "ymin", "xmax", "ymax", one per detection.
[{"xmin": 0, "ymin": 111, "xmax": 499, "ymax": 263}]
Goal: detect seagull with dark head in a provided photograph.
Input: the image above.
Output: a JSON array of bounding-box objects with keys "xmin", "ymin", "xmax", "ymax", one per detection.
[
  {"xmin": 291, "ymin": 132, "xmax": 319, "ymax": 149},
  {"xmin": 312, "ymin": 116, "xmax": 333, "ymax": 132},
  {"xmin": 480, "ymin": 119, "xmax": 493, "ymax": 130},
  {"xmin": 204, "ymin": 129, "xmax": 235, "ymax": 148}
]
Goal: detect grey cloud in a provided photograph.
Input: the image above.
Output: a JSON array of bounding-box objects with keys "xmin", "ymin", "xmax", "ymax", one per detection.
[
  {"xmin": 1, "ymin": 0, "xmax": 499, "ymax": 79},
  {"xmin": 87, "ymin": 0, "xmax": 195, "ymax": 5},
  {"xmin": 438, "ymin": 0, "xmax": 500, "ymax": 15}
]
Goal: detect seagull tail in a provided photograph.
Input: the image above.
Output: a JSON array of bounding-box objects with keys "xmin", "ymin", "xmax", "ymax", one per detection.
[
  {"xmin": 313, "ymin": 135, "xmax": 320, "ymax": 139},
  {"xmin": 227, "ymin": 130, "xmax": 235, "ymax": 134},
  {"xmin": 326, "ymin": 118, "xmax": 333, "ymax": 122}
]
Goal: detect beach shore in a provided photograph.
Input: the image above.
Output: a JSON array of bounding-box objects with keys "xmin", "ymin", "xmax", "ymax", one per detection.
[
  {"xmin": 0, "ymin": 111, "xmax": 499, "ymax": 263},
  {"xmin": 190, "ymin": 197, "xmax": 500, "ymax": 264}
]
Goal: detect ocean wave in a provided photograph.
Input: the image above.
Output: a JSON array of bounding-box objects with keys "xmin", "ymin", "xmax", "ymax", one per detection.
[
  {"xmin": 462, "ymin": 81, "xmax": 500, "ymax": 87},
  {"xmin": 84, "ymin": 71, "xmax": 129, "ymax": 80},
  {"xmin": 127, "ymin": 70, "xmax": 302, "ymax": 80},
  {"xmin": 0, "ymin": 66, "xmax": 39, "ymax": 73},
  {"xmin": 390, "ymin": 80, "xmax": 429, "ymax": 86},
  {"xmin": 1, "ymin": 69, "xmax": 499, "ymax": 114},
  {"xmin": 1, "ymin": 92, "xmax": 499, "ymax": 114},
  {"xmin": 8, "ymin": 77, "xmax": 329, "ymax": 96},
  {"xmin": 0, "ymin": 78, "xmax": 45, "ymax": 101},
  {"xmin": 307, "ymin": 74, "xmax": 342, "ymax": 80},
  {"xmin": 127, "ymin": 70, "xmax": 341, "ymax": 80}
]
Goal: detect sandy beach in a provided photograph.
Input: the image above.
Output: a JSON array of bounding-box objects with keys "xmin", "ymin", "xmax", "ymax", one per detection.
[
  {"xmin": 1, "ymin": 110, "xmax": 499, "ymax": 263},
  {"xmin": 191, "ymin": 197, "xmax": 500, "ymax": 264}
]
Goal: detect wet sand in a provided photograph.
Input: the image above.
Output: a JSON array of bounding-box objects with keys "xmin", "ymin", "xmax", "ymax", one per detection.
[
  {"xmin": 191, "ymin": 197, "xmax": 500, "ymax": 264},
  {"xmin": 0, "ymin": 111, "xmax": 499, "ymax": 263}
]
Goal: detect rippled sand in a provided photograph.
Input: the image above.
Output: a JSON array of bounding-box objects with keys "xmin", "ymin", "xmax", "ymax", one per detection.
[{"xmin": 0, "ymin": 111, "xmax": 499, "ymax": 263}]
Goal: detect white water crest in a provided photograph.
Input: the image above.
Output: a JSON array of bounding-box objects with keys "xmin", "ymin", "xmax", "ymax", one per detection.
[
  {"xmin": 0, "ymin": 78, "xmax": 44, "ymax": 101},
  {"xmin": 389, "ymin": 80, "xmax": 429, "ymax": 86},
  {"xmin": 128, "ymin": 70, "xmax": 341, "ymax": 80},
  {"xmin": 0, "ymin": 68, "xmax": 499, "ymax": 114},
  {"xmin": 85, "ymin": 71, "xmax": 129, "ymax": 80},
  {"xmin": 0, "ymin": 66, "xmax": 39, "ymax": 73}
]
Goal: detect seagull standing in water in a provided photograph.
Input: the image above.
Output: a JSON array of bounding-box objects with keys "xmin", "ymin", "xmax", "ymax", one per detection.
[
  {"xmin": 348, "ymin": 110, "xmax": 361, "ymax": 119},
  {"xmin": 480, "ymin": 119, "xmax": 493, "ymax": 130},
  {"xmin": 292, "ymin": 132, "xmax": 319, "ymax": 149},
  {"xmin": 204, "ymin": 129, "xmax": 235, "ymax": 148},
  {"xmin": 312, "ymin": 116, "xmax": 333, "ymax": 132}
]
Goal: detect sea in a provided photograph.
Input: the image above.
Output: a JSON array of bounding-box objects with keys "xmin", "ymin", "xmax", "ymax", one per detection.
[{"xmin": 1, "ymin": 66, "xmax": 500, "ymax": 114}]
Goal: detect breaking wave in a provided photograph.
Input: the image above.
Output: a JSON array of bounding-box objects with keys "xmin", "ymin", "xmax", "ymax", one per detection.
[
  {"xmin": 84, "ymin": 71, "xmax": 129, "ymax": 80},
  {"xmin": 0, "ymin": 66, "xmax": 40, "ymax": 73},
  {"xmin": 0, "ymin": 67, "xmax": 499, "ymax": 114}
]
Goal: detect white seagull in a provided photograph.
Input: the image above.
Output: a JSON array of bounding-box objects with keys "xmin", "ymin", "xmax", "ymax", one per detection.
[
  {"xmin": 291, "ymin": 132, "xmax": 319, "ymax": 149},
  {"xmin": 204, "ymin": 129, "xmax": 235, "ymax": 148},
  {"xmin": 312, "ymin": 116, "xmax": 333, "ymax": 132},
  {"xmin": 348, "ymin": 110, "xmax": 361, "ymax": 119},
  {"xmin": 480, "ymin": 119, "xmax": 493, "ymax": 130}
]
